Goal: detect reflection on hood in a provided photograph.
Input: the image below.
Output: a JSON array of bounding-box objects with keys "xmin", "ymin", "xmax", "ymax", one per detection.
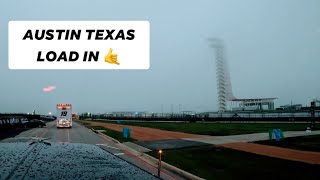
[{"xmin": 0, "ymin": 141, "xmax": 158, "ymax": 180}]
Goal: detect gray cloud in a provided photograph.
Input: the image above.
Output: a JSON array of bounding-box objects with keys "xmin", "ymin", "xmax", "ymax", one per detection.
[{"xmin": 0, "ymin": 0, "xmax": 319, "ymax": 114}]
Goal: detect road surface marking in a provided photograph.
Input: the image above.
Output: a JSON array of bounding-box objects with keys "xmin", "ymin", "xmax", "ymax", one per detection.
[
  {"xmin": 96, "ymin": 144, "xmax": 120, "ymax": 150},
  {"xmin": 114, "ymin": 153, "xmax": 124, "ymax": 156},
  {"xmin": 67, "ymin": 129, "xmax": 70, "ymax": 142}
]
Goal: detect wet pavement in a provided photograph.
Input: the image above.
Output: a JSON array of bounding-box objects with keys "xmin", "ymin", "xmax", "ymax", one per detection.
[
  {"xmin": 0, "ymin": 121, "xmax": 182, "ymax": 180},
  {"xmin": 1, "ymin": 121, "xmax": 106, "ymax": 144},
  {"xmin": 1, "ymin": 121, "xmax": 123, "ymax": 155},
  {"xmin": 0, "ymin": 141, "xmax": 158, "ymax": 179}
]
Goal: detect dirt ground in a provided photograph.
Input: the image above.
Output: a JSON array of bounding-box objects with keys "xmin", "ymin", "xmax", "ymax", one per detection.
[
  {"xmin": 82, "ymin": 121, "xmax": 207, "ymax": 141},
  {"xmin": 221, "ymin": 142, "xmax": 320, "ymax": 165}
]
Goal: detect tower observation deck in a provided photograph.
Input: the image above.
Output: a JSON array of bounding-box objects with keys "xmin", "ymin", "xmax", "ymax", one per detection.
[{"xmin": 209, "ymin": 38, "xmax": 276, "ymax": 112}]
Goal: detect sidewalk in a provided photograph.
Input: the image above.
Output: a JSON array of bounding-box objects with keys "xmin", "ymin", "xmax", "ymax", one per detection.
[
  {"xmin": 183, "ymin": 130, "xmax": 320, "ymax": 145},
  {"xmin": 183, "ymin": 130, "xmax": 320, "ymax": 165}
]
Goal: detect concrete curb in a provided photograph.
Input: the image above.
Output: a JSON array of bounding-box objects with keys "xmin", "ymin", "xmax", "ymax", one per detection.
[
  {"xmin": 76, "ymin": 121, "xmax": 120, "ymax": 143},
  {"xmin": 90, "ymin": 128, "xmax": 98, "ymax": 134},
  {"xmin": 121, "ymin": 143, "xmax": 205, "ymax": 180},
  {"xmin": 94, "ymin": 128, "xmax": 121, "ymax": 144},
  {"xmin": 82, "ymin": 122, "xmax": 204, "ymax": 179}
]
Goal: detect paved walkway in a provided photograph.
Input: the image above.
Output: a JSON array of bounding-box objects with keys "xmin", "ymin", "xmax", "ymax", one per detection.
[
  {"xmin": 184, "ymin": 130, "xmax": 320, "ymax": 165},
  {"xmin": 183, "ymin": 130, "xmax": 320, "ymax": 145}
]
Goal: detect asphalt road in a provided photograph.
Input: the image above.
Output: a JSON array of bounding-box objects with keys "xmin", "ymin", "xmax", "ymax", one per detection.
[
  {"xmin": 1, "ymin": 121, "xmax": 183, "ymax": 180},
  {"xmin": 2, "ymin": 121, "xmax": 127, "ymax": 154}
]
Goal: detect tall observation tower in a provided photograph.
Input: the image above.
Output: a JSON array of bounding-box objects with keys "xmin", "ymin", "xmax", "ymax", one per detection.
[
  {"xmin": 209, "ymin": 38, "xmax": 236, "ymax": 111},
  {"xmin": 209, "ymin": 38, "xmax": 276, "ymax": 112}
]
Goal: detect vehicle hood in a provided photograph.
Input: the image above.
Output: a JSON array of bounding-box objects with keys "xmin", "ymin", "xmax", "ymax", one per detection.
[{"xmin": 0, "ymin": 141, "xmax": 158, "ymax": 180}]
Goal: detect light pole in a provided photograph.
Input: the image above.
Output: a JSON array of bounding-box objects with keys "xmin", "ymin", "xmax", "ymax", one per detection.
[
  {"xmin": 158, "ymin": 149, "xmax": 163, "ymax": 177},
  {"xmin": 161, "ymin": 104, "xmax": 164, "ymax": 118}
]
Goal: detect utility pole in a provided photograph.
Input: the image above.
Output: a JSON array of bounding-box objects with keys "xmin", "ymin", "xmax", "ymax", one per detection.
[
  {"xmin": 161, "ymin": 104, "xmax": 164, "ymax": 118},
  {"xmin": 310, "ymin": 101, "xmax": 316, "ymax": 129},
  {"xmin": 310, "ymin": 99, "xmax": 320, "ymax": 129},
  {"xmin": 170, "ymin": 104, "xmax": 173, "ymax": 115}
]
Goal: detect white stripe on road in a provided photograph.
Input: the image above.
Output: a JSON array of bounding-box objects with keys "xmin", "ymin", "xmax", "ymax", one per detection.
[
  {"xmin": 96, "ymin": 144, "xmax": 120, "ymax": 150},
  {"xmin": 114, "ymin": 153, "xmax": 124, "ymax": 156},
  {"xmin": 67, "ymin": 129, "xmax": 70, "ymax": 142}
]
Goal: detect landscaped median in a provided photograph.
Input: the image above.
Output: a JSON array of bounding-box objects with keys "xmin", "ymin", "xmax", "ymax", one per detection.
[{"xmin": 76, "ymin": 119, "xmax": 320, "ymax": 180}]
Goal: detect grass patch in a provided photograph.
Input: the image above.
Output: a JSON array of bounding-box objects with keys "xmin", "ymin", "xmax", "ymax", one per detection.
[
  {"xmin": 256, "ymin": 135, "xmax": 320, "ymax": 152},
  {"xmin": 95, "ymin": 121, "xmax": 310, "ymax": 136},
  {"xmin": 147, "ymin": 145, "xmax": 320, "ymax": 180},
  {"xmin": 89, "ymin": 126, "xmax": 135, "ymax": 143}
]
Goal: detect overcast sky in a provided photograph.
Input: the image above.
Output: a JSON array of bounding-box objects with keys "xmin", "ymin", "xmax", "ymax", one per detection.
[{"xmin": 0, "ymin": 0, "xmax": 319, "ymax": 114}]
